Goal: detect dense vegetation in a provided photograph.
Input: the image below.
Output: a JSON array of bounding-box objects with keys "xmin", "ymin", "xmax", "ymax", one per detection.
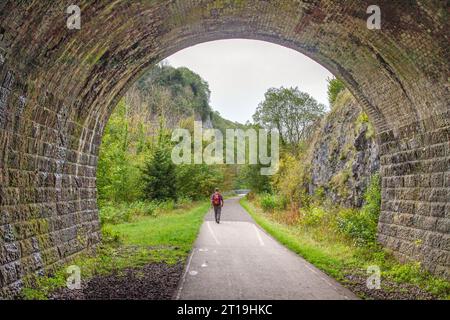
[{"xmin": 97, "ymin": 64, "xmax": 243, "ymax": 224}]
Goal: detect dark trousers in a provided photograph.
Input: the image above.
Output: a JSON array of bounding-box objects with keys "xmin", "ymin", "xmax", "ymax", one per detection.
[{"xmin": 213, "ymin": 205, "xmax": 222, "ymax": 223}]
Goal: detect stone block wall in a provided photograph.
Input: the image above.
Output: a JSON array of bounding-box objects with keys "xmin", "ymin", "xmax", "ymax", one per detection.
[{"xmin": 378, "ymin": 111, "xmax": 450, "ymax": 279}]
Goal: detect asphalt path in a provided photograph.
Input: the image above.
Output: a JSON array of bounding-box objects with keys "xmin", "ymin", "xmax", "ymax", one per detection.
[{"xmin": 176, "ymin": 197, "xmax": 358, "ymax": 300}]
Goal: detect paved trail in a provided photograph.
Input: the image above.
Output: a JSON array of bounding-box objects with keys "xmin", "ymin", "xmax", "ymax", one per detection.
[{"xmin": 176, "ymin": 197, "xmax": 358, "ymax": 300}]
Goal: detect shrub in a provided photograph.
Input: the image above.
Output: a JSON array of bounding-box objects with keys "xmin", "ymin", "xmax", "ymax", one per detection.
[
  {"xmin": 336, "ymin": 208, "xmax": 377, "ymax": 246},
  {"xmin": 314, "ymin": 187, "xmax": 326, "ymax": 200},
  {"xmin": 246, "ymin": 191, "xmax": 256, "ymax": 201},
  {"xmin": 101, "ymin": 225, "xmax": 122, "ymax": 245},
  {"xmin": 127, "ymin": 201, "xmax": 158, "ymax": 217},
  {"xmin": 260, "ymin": 194, "xmax": 287, "ymax": 212},
  {"xmin": 362, "ymin": 173, "xmax": 381, "ymax": 219},
  {"xmin": 176, "ymin": 196, "xmax": 193, "ymax": 208},
  {"xmin": 99, "ymin": 201, "xmax": 160, "ymax": 225},
  {"xmin": 335, "ymin": 174, "xmax": 381, "ymax": 246},
  {"xmin": 260, "ymin": 194, "xmax": 277, "ymax": 212},
  {"xmin": 99, "ymin": 203, "xmax": 133, "ymax": 225},
  {"xmin": 302, "ymin": 206, "xmax": 327, "ymax": 227},
  {"xmin": 157, "ymin": 199, "xmax": 176, "ymax": 212}
]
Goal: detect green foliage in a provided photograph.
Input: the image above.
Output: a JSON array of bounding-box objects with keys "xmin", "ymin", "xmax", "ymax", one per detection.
[
  {"xmin": 97, "ymin": 100, "xmax": 145, "ymax": 204},
  {"xmin": 99, "ymin": 198, "xmax": 200, "ymax": 226},
  {"xmin": 327, "ymin": 77, "xmax": 346, "ymax": 106},
  {"xmin": 303, "ymin": 206, "xmax": 327, "ymax": 227},
  {"xmin": 362, "ymin": 173, "xmax": 381, "ymax": 219},
  {"xmin": 356, "ymin": 111, "xmax": 369, "ymax": 125},
  {"xmin": 253, "ymin": 86, "xmax": 325, "ymax": 146},
  {"xmin": 100, "ymin": 203, "xmax": 133, "ymax": 225},
  {"xmin": 335, "ymin": 174, "xmax": 381, "ymax": 245},
  {"xmin": 336, "ymin": 208, "xmax": 377, "ymax": 246},
  {"xmin": 314, "ymin": 187, "xmax": 326, "ymax": 200},
  {"xmin": 270, "ymin": 148, "xmax": 315, "ymax": 210},
  {"xmin": 135, "ymin": 64, "xmax": 212, "ymax": 120},
  {"xmin": 99, "ymin": 201, "xmax": 159, "ymax": 225},
  {"xmin": 142, "ymin": 145, "xmax": 177, "ymax": 201},
  {"xmin": 259, "ymin": 193, "xmax": 287, "ymax": 212},
  {"xmin": 260, "ymin": 194, "xmax": 277, "ymax": 212},
  {"xmin": 98, "ymin": 64, "xmax": 242, "ymax": 207},
  {"xmin": 355, "ymin": 111, "xmax": 375, "ymax": 139},
  {"xmin": 101, "ymin": 225, "xmax": 123, "ymax": 245},
  {"xmin": 175, "ymin": 164, "xmax": 223, "ymax": 200},
  {"xmin": 238, "ymin": 164, "xmax": 272, "ymax": 193}
]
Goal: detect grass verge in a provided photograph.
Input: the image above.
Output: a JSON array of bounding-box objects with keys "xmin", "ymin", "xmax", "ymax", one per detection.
[{"xmin": 21, "ymin": 201, "xmax": 210, "ymax": 300}]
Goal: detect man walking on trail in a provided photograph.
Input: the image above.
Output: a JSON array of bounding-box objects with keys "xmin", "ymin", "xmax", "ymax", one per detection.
[{"xmin": 211, "ymin": 188, "xmax": 224, "ymax": 224}]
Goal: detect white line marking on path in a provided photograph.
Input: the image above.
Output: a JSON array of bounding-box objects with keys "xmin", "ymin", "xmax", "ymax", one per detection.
[
  {"xmin": 253, "ymin": 224, "xmax": 265, "ymax": 246},
  {"xmin": 207, "ymin": 221, "xmax": 221, "ymax": 245},
  {"xmin": 176, "ymin": 248, "xmax": 196, "ymax": 300}
]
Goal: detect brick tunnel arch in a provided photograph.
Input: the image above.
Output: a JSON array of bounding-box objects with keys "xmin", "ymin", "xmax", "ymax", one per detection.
[{"xmin": 0, "ymin": 1, "xmax": 448, "ymax": 296}]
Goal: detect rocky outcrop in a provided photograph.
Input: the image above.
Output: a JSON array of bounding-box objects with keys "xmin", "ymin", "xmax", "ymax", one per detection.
[{"xmin": 308, "ymin": 90, "xmax": 379, "ymax": 208}]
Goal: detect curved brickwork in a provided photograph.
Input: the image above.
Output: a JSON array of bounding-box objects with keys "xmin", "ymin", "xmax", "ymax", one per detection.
[{"xmin": 0, "ymin": 1, "xmax": 448, "ymax": 297}]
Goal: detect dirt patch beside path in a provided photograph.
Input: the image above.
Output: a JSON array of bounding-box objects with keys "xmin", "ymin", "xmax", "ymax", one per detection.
[{"xmin": 50, "ymin": 262, "xmax": 184, "ymax": 300}]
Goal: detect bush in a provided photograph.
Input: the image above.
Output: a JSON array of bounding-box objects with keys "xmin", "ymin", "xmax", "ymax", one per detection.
[
  {"xmin": 246, "ymin": 191, "xmax": 256, "ymax": 201},
  {"xmin": 336, "ymin": 208, "xmax": 377, "ymax": 246},
  {"xmin": 99, "ymin": 201, "xmax": 159, "ymax": 225},
  {"xmin": 101, "ymin": 225, "xmax": 122, "ymax": 245},
  {"xmin": 176, "ymin": 196, "xmax": 193, "ymax": 208},
  {"xmin": 260, "ymin": 193, "xmax": 287, "ymax": 212},
  {"xmin": 302, "ymin": 206, "xmax": 327, "ymax": 227},
  {"xmin": 314, "ymin": 187, "xmax": 326, "ymax": 200},
  {"xmin": 157, "ymin": 199, "xmax": 176, "ymax": 212},
  {"xmin": 362, "ymin": 173, "xmax": 381, "ymax": 219},
  {"xmin": 128, "ymin": 201, "xmax": 159, "ymax": 216},
  {"xmin": 99, "ymin": 203, "xmax": 133, "ymax": 225},
  {"xmin": 335, "ymin": 174, "xmax": 381, "ymax": 246}
]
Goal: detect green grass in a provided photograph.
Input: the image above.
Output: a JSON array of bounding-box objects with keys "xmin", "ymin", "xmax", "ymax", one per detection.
[
  {"xmin": 21, "ymin": 201, "xmax": 210, "ymax": 300},
  {"xmin": 108, "ymin": 202, "xmax": 210, "ymax": 256},
  {"xmin": 241, "ymin": 198, "xmax": 348, "ymax": 279},
  {"xmin": 240, "ymin": 197, "xmax": 450, "ymax": 299}
]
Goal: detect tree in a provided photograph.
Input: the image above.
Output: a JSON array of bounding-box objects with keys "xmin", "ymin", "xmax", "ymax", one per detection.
[
  {"xmin": 327, "ymin": 77, "xmax": 345, "ymax": 106},
  {"xmin": 238, "ymin": 164, "xmax": 272, "ymax": 193},
  {"xmin": 253, "ymin": 87, "xmax": 325, "ymax": 147},
  {"xmin": 142, "ymin": 145, "xmax": 177, "ymax": 201},
  {"xmin": 97, "ymin": 100, "xmax": 143, "ymax": 204},
  {"xmin": 141, "ymin": 119, "xmax": 177, "ymax": 201},
  {"xmin": 175, "ymin": 164, "xmax": 223, "ymax": 200}
]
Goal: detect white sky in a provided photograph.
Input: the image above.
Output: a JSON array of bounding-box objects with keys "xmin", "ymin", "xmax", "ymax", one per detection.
[{"xmin": 164, "ymin": 39, "xmax": 333, "ymax": 124}]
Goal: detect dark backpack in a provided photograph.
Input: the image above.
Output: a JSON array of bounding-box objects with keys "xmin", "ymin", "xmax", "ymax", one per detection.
[{"xmin": 212, "ymin": 193, "xmax": 221, "ymax": 206}]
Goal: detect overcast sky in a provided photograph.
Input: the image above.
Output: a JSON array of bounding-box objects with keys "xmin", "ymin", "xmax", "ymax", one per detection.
[{"xmin": 164, "ymin": 39, "xmax": 333, "ymax": 124}]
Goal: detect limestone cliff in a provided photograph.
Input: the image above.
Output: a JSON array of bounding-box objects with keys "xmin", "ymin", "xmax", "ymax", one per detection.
[{"xmin": 307, "ymin": 89, "xmax": 380, "ymax": 208}]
